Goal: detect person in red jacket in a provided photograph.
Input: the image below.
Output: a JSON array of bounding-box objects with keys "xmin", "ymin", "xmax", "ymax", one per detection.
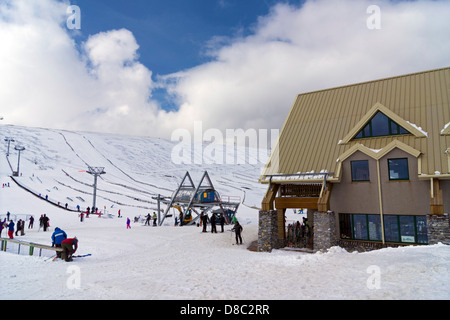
[{"xmin": 61, "ymin": 237, "xmax": 78, "ymax": 262}]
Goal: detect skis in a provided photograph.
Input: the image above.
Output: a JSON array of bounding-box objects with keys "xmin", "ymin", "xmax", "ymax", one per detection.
[
  {"xmin": 50, "ymin": 253, "xmax": 91, "ymax": 261},
  {"xmin": 72, "ymin": 254, "xmax": 92, "ymax": 258}
]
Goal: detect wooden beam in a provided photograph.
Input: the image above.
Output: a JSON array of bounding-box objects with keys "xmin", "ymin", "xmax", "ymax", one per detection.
[
  {"xmin": 278, "ymin": 209, "xmax": 286, "ymax": 240},
  {"xmin": 430, "ymin": 178, "xmax": 444, "ymax": 215},
  {"xmin": 275, "ymin": 197, "xmax": 319, "ymax": 210},
  {"xmin": 318, "ymin": 183, "xmax": 333, "ymax": 212},
  {"xmin": 262, "ymin": 184, "xmax": 279, "ymax": 211}
]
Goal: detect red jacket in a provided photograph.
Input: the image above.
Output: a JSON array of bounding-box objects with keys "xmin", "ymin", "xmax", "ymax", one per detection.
[{"xmin": 62, "ymin": 238, "xmax": 78, "ymax": 252}]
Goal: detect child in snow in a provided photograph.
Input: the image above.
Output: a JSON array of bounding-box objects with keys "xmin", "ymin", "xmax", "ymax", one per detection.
[{"xmin": 126, "ymin": 217, "xmax": 131, "ymax": 229}]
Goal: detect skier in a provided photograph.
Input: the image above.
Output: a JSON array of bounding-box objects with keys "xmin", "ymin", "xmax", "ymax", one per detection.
[
  {"xmin": 231, "ymin": 221, "xmax": 243, "ymax": 245},
  {"xmin": 7, "ymin": 220, "xmax": 14, "ymax": 239},
  {"xmin": 79, "ymin": 211, "xmax": 84, "ymax": 222},
  {"xmin": 210, "ymin": 213, "xmax": 217, "ymax": 233},
  {"xmin": 61, "ymin": 237, "xmax": 78, "ymax": 262},
  {"xmin": 126, "ymin": 217, "xmax": 131, "ymax": 229},
  {"xmin": 144, "ymin": 213, "xmax": 151, "ymax": 226},
  {"xmin": 51, "ymin": 227, "xmax": 67, "ymax": 258}
]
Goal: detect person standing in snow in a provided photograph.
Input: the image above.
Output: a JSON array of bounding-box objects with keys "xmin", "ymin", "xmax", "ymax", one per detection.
[
  {"xmin": 144, "ymin": 213, "xmax": 151, "ymax": 226},
  {"xmin": 231, "ymin": 221, "xmax": 243, "ymax": 245},
  {"xmin": 201, "ymin": 213, "xmax": 208, "ymax": 232},
  {"xmin": 219, "ymin": 214, "xmax": 225, "ymax": 233},
  {"xmin": 61, "ymin": 237, "xmax": 78, "ymax": 262},
  {"xmin": 20, "ymin": 219, "xmax": 25, "ymax": 236},
  {"xmin": 126, "ymin": 217, "xmax": 131, "ymax": 229},
  {"xmin": 210, "ymin": 213, "xmax": 217, "ymax": 233},
  {"xmin": 28, "ymin": 216, "xmax": 34, "ymax": 229},
  {"xmin": 15, "ymin": 219, "xmax": 23, "ymax": 236},
  {"xmin": 7, "ymin": 220, "xmax": 14, "ymax": 239},
  {"xmin": 152, "ymin": 212, "xmax": 157, "ymax": 226},
  {"xmin": 42, "ymin": 214, "xmax": 49, "ymax": 231}
]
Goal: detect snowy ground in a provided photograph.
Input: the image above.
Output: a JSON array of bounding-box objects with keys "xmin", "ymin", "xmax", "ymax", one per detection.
[{"xmin": 1, "ymin": 125, "xmax": 449, "ymax": 300}]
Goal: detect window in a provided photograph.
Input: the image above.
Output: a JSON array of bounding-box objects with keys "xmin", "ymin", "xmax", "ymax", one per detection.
[
  {"xmin": 351, "ymin": 160, "xmax": 370, "ymax": 181},
  {"xmin": 354, "ymin": 111, "xmax": 410, "ymax": 139},
  {"xmin": 353, "ymin": 214, "xmax": 368, "ymax": 240},
  {"xmin": 384, "ymin": 215, "xmax": 428, "ymax": 244},
  {"xmin": 384, "ymin": 215, "xmax": 399, "ymax": 242},
  {"xmin": 339, "ymin": 214, "xmax": 382, "ymax": 241},
  {"xmin": 339, "ymin": 213, "xmax": 428, "ymax": 244},
  {"xmin": 388, "ymin": 158, "xmax": 409, "ymax": 180}
]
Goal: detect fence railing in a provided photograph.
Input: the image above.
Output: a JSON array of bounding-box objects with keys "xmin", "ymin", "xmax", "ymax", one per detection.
[{"xmin": 1, "ymin": 238, "xmax": 62, "ymax": 258}]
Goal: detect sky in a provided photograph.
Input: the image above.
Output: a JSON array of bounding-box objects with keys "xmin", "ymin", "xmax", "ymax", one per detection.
[{"xmin": 0, "ymin": 0, "xmax": 449, "ymax": 140}]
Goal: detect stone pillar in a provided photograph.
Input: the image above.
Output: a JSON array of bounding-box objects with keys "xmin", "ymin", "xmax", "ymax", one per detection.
[
  {"xmin": 313, "ymin": 211, "xmax": 337, "ymax": 253},
  {"xmin": 258, "ymin": 210, "xmax": 284, "ymax": 252},
  {"xmin": 427, "ymin": 214, "xmax": 450, "ymax": 245}
]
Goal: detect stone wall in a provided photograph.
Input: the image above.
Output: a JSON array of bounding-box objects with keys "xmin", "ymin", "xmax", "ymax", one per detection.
[
  {"xmin": 313, "ymin": 211, "xmax": 337, "ymax": 252},
  {"xmin": 427, "ymin": 214, "xmax": 450, "ymax": 245},
  {"xmin": 258, "ymin": 210, "xmax": 285, "ymax": 252}
]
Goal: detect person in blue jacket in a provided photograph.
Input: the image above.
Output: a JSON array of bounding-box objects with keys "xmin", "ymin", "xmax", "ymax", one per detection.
[{"xmin": 51, "ymin": 227, "xmax": 67, "ymax": 258}]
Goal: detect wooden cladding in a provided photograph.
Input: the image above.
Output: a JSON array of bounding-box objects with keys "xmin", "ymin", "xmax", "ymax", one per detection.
[{"xmin": 279, "ymin": 184, "xmax": 322, "ymax": 197}]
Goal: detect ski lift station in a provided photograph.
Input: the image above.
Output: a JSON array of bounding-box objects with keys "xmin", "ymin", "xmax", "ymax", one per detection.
[{"xmin": 158, "ymin": 171, "xmax": 241, "ymax": 226}]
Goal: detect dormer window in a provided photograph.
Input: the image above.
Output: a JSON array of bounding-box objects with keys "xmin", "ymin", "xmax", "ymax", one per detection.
[{"xmin": 354, "ymin": 111, "xmax": 410, "ymax": 139}]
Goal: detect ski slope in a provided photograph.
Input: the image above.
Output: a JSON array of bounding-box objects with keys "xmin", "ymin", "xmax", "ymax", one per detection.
[{"xmin": 1, "ymin": 124, "xmax": 449, "ymax": 300}]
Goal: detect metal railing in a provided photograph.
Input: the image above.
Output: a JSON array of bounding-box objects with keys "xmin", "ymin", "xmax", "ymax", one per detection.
[{"xmin": 1, "ymin": 238, "xmax": 62, "ymax": 258}]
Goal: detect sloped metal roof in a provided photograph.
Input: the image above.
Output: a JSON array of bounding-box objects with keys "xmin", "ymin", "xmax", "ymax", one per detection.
[{"xmin": 260, "ymin": 67, "xmax": 450, "ymax": 183}]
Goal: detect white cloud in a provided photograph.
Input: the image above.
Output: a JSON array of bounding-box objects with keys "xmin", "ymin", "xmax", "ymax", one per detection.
[
  {"xmin": 162, "ymin": 0, "xmax": 450, "ymax": 136},
  {"xmin": 0, "ymin": 0, "xmax": 449, "ymax": 139}
]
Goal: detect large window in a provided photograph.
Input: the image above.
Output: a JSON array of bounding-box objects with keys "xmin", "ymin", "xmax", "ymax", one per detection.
[
  {"xmin": 339, "ymin": 214, "xmax": 382, "ymax": 241},
  {"xmin": 339, "ymin": 213, "xmax": 428, "ymax": 244},
  {"xmin": 388, "ymin": 158, "xmax": 409, "ymax": 180},
  {"xmin": 384, "ymin": 215, "xmax": 428, "ymax": 244},
  {"xmin": 351, "ymin": 160, "xmax": 370, "ymax": 181},
  {"xmin": 354, "ymin": 111, "xmax": 409, "ymax": 139}
]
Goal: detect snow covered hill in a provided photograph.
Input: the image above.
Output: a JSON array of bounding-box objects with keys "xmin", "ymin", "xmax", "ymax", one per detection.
[
  {"xmin": 1, "ymin": 124, "xmax": 449, "ymax": 300},
  {"xmin": 0, "ymin": 124, "xmax": 268, "ymax": 221}
]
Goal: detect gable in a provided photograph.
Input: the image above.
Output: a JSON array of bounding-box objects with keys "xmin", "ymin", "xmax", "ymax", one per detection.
[{"xmin": 340, "ymin": 103, "xmax": 427, "ymax": 144}]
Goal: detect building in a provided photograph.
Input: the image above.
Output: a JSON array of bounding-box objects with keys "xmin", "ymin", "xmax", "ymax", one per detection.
[{"xmin": 258, "ymin": 67, "xmax": 450, "ymax": 252}]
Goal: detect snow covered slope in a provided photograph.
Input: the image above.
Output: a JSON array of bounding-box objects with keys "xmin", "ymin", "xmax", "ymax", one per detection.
[
  {"xmin": 1, "ymin": 124, "xmax": 449, "ymax": 300},
  {"xmin": 0, "ymin": 124, "xmax": 267, "ymax": 221}
]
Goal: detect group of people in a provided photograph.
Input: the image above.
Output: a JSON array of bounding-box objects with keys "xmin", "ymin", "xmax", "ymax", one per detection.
[
  {"xmin": 200, "ymin": 213, "xmax": 243, "ymax": 245},
  {"xmin": 144, "ymin": 213, "xmax": 157, "ymax": 226},
  {"xmin": 0, "ymin": 214, "xmax": 50, "ymax": 239},
  {"xmin": 200, "ymin": 212, "xmax": 226, "ymax": 233}
]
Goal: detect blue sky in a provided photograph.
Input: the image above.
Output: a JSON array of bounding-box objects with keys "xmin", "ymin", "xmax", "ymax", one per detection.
[{"xmin": 71, "ymin": 0, "xmax": 299, "ymax": 75}]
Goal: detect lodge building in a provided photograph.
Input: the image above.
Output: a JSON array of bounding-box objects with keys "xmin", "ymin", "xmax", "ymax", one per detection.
[{"xmin": 258, "ymin": 67, "xmax": 450, "ymax": 252}]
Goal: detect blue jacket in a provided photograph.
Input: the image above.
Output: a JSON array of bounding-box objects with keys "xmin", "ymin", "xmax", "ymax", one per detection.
[
  {"xmin": 51, "ymin": 228, "xmax": 67, "ymax": 245},
  {"xmin": 8, "ymin": 221, "xmax": 14, "ymax": 231}
]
